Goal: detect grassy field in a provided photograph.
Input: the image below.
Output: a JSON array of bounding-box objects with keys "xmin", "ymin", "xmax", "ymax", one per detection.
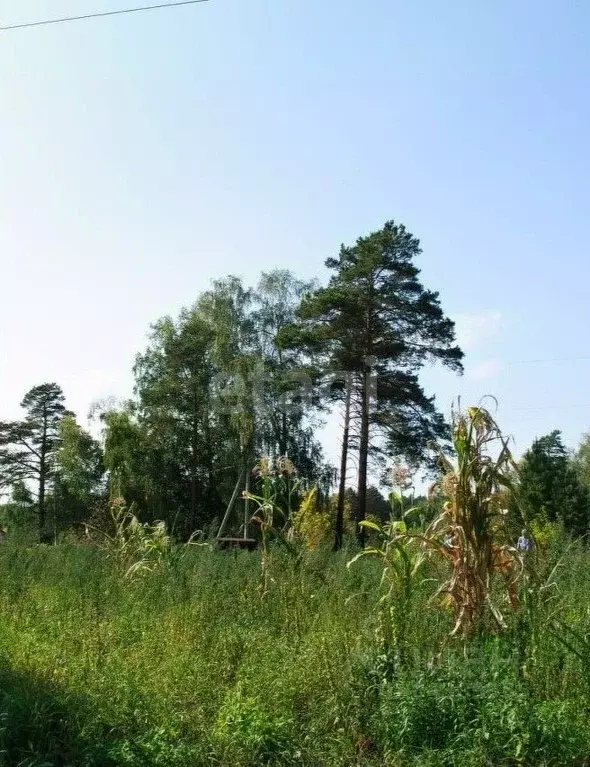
[{"xmin": 0, "ymin": 537, "xmax": 589, "ymax": 766}]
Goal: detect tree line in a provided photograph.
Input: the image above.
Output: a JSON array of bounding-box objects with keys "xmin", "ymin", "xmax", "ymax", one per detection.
[{"xmin": 1, "ymin": 220, "xmax": 589, "ymax": 544}]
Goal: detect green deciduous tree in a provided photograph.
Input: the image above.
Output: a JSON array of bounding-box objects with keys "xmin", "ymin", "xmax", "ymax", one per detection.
[
  {"xmin": 124, "ymin": 273, "xmax": 331, "ymax": 537},
  {"xmin": 573, "ymin": 431, "xmax": 590, "ymax": 492},
  {"xmin": 134, "ymin": 309, "xmax": 217, "ymax": 533},
  {"xmin": 0, "ymin": 481, "xmax": 36, "ymax": 534},
  {"xmin": 53, "ymin": 414, "xmax": 104, "ymax": 529},
  {"xmin": 251, "ymin": 270, "xmax": 327, "ymax": 480},
  {"xmin": 101, "ymin": 406, "xmax": 155, "ymax": 510}
]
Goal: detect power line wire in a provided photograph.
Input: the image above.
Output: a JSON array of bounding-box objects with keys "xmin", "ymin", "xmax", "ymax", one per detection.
[
  {"xmin": 507, "ymin": 355, "xmax": 590, "ymax": 366},
  {"xmin": 0, "ymin": 0, "xmax": 210, "ymax": 32}
]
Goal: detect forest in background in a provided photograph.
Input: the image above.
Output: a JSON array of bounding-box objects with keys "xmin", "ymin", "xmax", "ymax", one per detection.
[
  {"xmin": 1, "ymin": 220, "xmax": 590, "ymax": 547},
  {"xmin": 2, "ymin": 222, "xmax": 590, "ymax": 764}
]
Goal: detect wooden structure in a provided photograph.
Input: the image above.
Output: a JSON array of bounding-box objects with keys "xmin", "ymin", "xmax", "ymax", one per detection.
[
  {"xmin": 216, "ymin": 466, "xmax": 259, "ymax": 551},
  {"xmin": 217, "ymin": 536, "xmax": 258, "ymax": 551}
]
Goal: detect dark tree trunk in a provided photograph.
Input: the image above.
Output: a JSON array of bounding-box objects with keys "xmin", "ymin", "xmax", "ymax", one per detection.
[
  {"xmin": 38, "ymin": 470, "xmax": 46, "ymax": 533},
  {"xmin": 190, "ymin": 387, "xmax": 200, "ymax": 533},
  {"xmin": 278, "ymin": 346, "xmax": 288, "ymax": 457},
  {"xmin": 357, "ymin": 370, "xmax": 370, "ymax": 547},
  {"xmin": 280, "ymin": 411, "xmax": 288, "ymax": 456},
  {"xmin": 333, "ymin": 379, "xmax": 352, "ymax": 551},
  {"xmin": 38, "ymin": 412, "xmax": 47, "ymax": 538},
  {"xmin": 190, "ymin": 474, "xmax": 198, "ymax": 533}
]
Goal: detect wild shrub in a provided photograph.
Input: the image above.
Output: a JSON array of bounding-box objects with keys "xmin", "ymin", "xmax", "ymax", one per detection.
[
  {"xmin": 90, "ymin": 497, "xmax": 172, "ymax": 579},
  {"xmin": 291, "ymin": 486, "xmax": 332, "ymax": 550},
  {"xmin": 214, "ymin": 682, "xmax": 294, "ymax": 763}
]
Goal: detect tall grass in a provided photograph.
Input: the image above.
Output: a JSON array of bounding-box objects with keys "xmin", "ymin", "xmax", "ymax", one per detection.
[{"xmin": 0, "ymin": 535, "xmax": 589, "ymax": 765}]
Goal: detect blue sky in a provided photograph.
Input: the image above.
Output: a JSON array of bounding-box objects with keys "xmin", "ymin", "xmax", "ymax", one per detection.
[{"xmin": 1, "ymin": 0, "xmax": 590, "ymax": 475}]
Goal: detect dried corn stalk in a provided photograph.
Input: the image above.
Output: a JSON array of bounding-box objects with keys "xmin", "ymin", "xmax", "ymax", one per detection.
[{"xmin": 421, "ymin": 403, "xmax": 524, "ymax": 637}]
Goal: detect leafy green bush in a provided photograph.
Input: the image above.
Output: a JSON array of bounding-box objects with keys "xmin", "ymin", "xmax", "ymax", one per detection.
[
  {"xmin": 214, "ymin": 682, "xmax": 294, "ymax": 763},
  {"xmin": 106, "ymin": 727, "xmax": 203, "ymax": 766},
  {"xmin": 377, "ymin": 646, "xmax": 590, "ymax": 765}
]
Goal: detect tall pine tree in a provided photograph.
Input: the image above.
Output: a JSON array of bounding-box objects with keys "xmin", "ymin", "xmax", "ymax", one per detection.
[
  {"xmin": 0, "ymin": 383, "xmax": 67, "ymax": 537},
  {"xmin": 284, "ymin": 221, "xmax": 463, "ymax": 545}
]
